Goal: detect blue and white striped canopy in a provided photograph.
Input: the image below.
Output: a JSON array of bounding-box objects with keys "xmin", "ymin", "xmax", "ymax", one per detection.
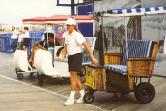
[{"xmin": 93, "ymin": 6, "xmax": 166, "ymax": 17}]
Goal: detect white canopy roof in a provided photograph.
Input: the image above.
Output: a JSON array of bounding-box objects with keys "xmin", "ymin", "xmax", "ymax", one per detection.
[{"xmin": 91, "ymin": 6, "xmax": 166, "ymax": 17}]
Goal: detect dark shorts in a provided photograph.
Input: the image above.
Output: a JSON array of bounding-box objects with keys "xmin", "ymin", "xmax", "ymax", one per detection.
[
  {"xmin": 23, "ymin": 38, "xmax": 30, "ymax": 47},
  {"xmin": 68, "ymin": 53, "xmax": 83, "ymax": 72}
]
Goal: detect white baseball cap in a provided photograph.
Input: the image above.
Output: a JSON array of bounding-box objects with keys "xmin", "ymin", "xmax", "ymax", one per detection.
[{"xmin": 65, "ymin": 18, "xmax": 76, "ymax": 25}]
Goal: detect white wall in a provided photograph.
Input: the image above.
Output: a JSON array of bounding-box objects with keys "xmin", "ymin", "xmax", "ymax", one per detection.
[
  {"xmin": 94, "ymin": 0, "xmax": 140, "ymax": 11},
  {"xmin": 94, "ymin": 0, "xmax": 140, "ymax": 28},
  {"xmin": 141, "ymin": 0, "xmax": 166, "ymax": 41}
]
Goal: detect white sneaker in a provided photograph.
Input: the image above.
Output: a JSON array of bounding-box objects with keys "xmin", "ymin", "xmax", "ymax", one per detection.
[
  {"xmin": 76, "ymin": 97, "xmax": 84, "ymax": 104},
  {"xmin": 64, "ymin": 98, "xmax": 74, "ymax": 106}
]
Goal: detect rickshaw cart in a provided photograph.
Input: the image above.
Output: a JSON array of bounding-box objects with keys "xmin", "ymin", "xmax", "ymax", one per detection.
[{"xmin": 83, "ymin": 6, "xmax": 166, "ymax": 104}]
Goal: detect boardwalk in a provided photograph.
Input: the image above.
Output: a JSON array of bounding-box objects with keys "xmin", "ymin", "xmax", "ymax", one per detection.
[
  {"xmin": 0, "ymin": 53, "xmax": 166, "ymax": 111},
  {"xmin": 0, "ymin": 71, "xmax": 101, "ymax": 111}
]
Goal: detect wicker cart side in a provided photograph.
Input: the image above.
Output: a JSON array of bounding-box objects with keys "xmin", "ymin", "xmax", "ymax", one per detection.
[
  {"xmin": 104, "ymin": 53, "xmax": 122, "ymax": 64},
  {"xmin": 151, "ymin": 42, "xmax": 158, "ymax": 58},
  {"xmin": 85, "ymin": 65, "xmax": 106, "ymax": 91},
  {"xmin": 127, "ymin": 42, "xmax": 158, "ymax": 90},
  {"xmin": 127, "ymin": 58, "xmax": 156, "ymax": 76}
]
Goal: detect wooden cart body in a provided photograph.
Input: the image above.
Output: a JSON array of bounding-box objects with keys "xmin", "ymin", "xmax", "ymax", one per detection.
[
  {"xmin": 84, "ymin": 40, "xmax": 158, "ymax": 104},
  {"xmin": 104, "ymin": 40, "xmax": 158, "ymax": 91}
]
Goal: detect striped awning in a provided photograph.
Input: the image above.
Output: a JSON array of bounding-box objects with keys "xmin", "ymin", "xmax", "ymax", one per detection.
[{"xmin": 92, "ymin": 6, "xmax": 166, "ymax": 17}]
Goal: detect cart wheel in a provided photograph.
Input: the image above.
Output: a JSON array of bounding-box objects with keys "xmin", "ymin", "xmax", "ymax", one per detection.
[
  {"xmin": 17, "ymin": 73, "xmax": 24, "ymax": 80},
  {"xmin": 83, "ymin": 92, "xmax": 94, "ymax": 104},
  {"xmin": 85, "ymin": 86, "xmax": 94, "ymax": 92},
  {"xmin": 37, "ymin": 74, "xmax": 44, "ymax": 86},
  {"xmin": 134, "ymin": 82, "xmax": 155, "ymax": 104},
  {"xmin": 29, "ymin": 72, "xmax": 34, "ymax": 79}
]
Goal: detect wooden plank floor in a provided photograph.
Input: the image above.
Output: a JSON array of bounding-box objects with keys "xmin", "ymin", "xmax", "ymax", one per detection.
[{"xmin": 0, "ymin": 52, "xmax": 166, "ymax": 111}]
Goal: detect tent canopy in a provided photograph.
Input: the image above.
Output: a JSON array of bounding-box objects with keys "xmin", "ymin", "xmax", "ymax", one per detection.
[
  {"xmin": 23, "ymin": 17, "xmax": 46, "ymax": 24},
  {"xmin": 92, "ymin": 6, "xmax": 166, "ymax": 17},
  {"xmin": 46, "ymin": 15, "xmax": 95, "ymax": 24},
  {"xmin": 23, "ymin": 15, "xmax": 95, "ymax": 24}
]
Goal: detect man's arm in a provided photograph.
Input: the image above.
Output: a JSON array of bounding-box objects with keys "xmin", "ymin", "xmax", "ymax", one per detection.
[{"xmin": 82, "ymin": 41, "xmax": 98, "ymax": 65}]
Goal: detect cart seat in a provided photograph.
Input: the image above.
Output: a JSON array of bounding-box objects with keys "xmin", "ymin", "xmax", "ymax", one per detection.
[
  {"xmin": 34, "ymin": 50, "xmax": 59, "ymax": 76},
  {"xmin": 104, "ymin": 40, "xmax": 153, "ymax": 75},
  {"xmin": 14, "ymin": 50, "xmax": 29, "ymax": 72},
  {"xmin": 104, "ymin": 64, "xmax": 127, "ymax": 75},
  {"xmin": 121, "ymin": 40, "xmax": 152, "ymax": 65}
]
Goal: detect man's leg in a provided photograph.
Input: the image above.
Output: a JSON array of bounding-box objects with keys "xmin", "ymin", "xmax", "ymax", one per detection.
[
  {"xmin": 70, "ymin": 71, "xmax": 79, "ymax": 91},
  {"xmin": 64, "ymin": 71, "xmax": 78, "ymax": 106},
  {"xmin": 75, "ymin": 72, "xmax": 84, "ymax": 104},
  {"xmin": 69, "ymin": 71, "xmax": 84, "ymax": 104}
]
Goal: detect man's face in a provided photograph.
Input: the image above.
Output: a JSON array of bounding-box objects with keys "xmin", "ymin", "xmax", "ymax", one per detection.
[{"xmin": 67, "ymin": 25, "xmax": 75, "ymax": 32}]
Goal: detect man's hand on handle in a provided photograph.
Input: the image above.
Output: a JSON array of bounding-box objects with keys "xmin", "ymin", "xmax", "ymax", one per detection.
[{"xmin": 91, "ymin": 55, "xmax": 99, "ymax": 65}]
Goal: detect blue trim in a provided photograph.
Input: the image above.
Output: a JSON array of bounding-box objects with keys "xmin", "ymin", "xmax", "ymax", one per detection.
[
  {"xmin": 127, "ymin": 9, "xmax": 132, "ymax": 13},
  {"xmin": 107, "ymin": 10, "xmax": 112, "ymax": 13},
  {"xmin": 93, "ymin": 6, "xmax": 166, "ymax": 16},
  {"xmin": 163, "ymin": 6, "xmax": 166, "ymax": 10},
  {"xmin": 145, "ymin": 7, "xmax": 151, "ymax": 12},
  {"xmin": 136, "ymin": 8, "xmax": 141, "ymax": 13},
  {"xmin": 117, "ymin": 9, "xmax": 122, "ymax": 14},
  {"xmin": 154, "ymin": 6, "xmax": 159, "ymax": 11}
]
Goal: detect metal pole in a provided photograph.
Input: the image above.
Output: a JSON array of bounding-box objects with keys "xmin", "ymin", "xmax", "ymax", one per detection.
[
  {"xmin": 71, "ymin": 0, "xmax": 75, "ymax": 15},
  {"xmin": 53, "ymin": 25, "xmax": 55, "ymax": 62},
  {"xmin": 93, "ymin": 21, "xmax": 95, "ymax": 37},
  {"xmin": 46, "ymin": 24, "xmax": 49, "ymax": 47},
  {"xmin": 100, "ymin": 14, "xmax": 104, "ymax": 66},
  {"xmin": 124, "ymin": 17, "xmax": 128, "ymax": 59}
]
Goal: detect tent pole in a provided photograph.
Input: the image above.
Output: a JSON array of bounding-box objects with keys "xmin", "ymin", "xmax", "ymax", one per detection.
[
  {"xmin": 93, "ymin": 21, "xmax": 95, "ymax": 37},
  {"xmin": 124, "ymin": 17, "xmax": 128, "ymax": 59},
  {"xmin": 53, "ymin": 25, "xmax": 55, "ymax": 62},
  {"xmin": 100, "ymin": 14, "xmax": 104, "ymax": 66},
  {"xmin": 46, "ymin": 24, "xmax": 49, "ymax": 47}
]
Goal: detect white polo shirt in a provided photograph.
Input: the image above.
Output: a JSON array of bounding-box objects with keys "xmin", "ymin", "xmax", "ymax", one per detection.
[
  {"xmin": 63, "ymin": 30, "xmax": 86, "ymax": 56},
  {"xmin": 24, "ymin": 31, "xmax": 30, "ymax": 38}
]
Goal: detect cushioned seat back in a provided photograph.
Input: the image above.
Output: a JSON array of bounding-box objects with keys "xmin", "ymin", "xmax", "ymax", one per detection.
[
  {"xmin": 34, "ymin": 50, "xmax": 59, "ymax": 76},
  {"xmin": 121, "ymin": 40, "xmax": 152, "ymax": 65},
  {"xmin": 14, "ymin": 50, "xmax": 29, "ymax": 72}
]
